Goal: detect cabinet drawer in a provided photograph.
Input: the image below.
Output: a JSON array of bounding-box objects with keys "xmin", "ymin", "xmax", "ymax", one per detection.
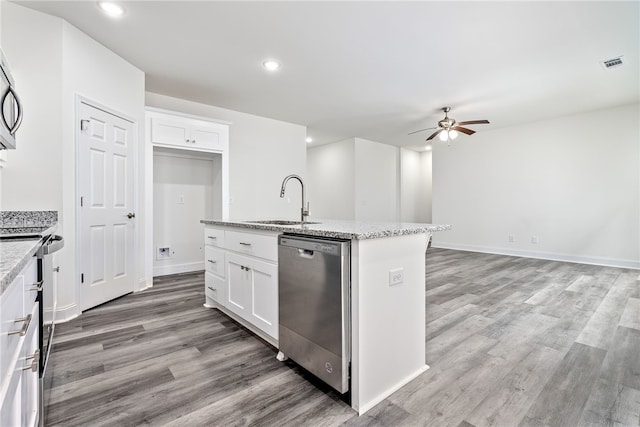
[
  {"xmin": 205, "ymin": 272, "xmax": 225, "ymax": 305},
  {"xmin": 225, "ymin": 230, "xmax": 278, "ymax": 261},
  {"xmin": 204, "ymin": 246, "xmax": 225, "ymax": 278},
  {"xmin": 204, "ymin": 227, "xmax": 225, "ymax": 248},
  {"xmin": 0, "ymin": 274, "xmax": 25, "ymax": 392}
]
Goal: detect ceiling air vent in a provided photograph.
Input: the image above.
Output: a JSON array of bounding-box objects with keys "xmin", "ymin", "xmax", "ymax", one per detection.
[{"xmin": 601, "ymin": 56, "xmax": 624, "ymax": 70}]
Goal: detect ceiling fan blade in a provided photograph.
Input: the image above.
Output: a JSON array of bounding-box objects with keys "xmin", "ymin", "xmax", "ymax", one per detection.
[
  {"xmin": 457, "ymin": 120, "xmax": 490, "ymax": 126},
  {"xmin": 426, "ymin": 129, "xmax": 443, "ymax": 141},
  {"xmin": 452, "ymin": 126, "xmax": 476, "ymax": 135},
  {"xmin": 408, "ymin": 127, "xmax": 436, "ymax": 135}
]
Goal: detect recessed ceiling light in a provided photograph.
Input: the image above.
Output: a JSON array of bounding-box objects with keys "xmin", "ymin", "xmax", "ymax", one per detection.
[
  {"xmin": 305, "ymin": 137, "xmax": 313, "ymax": 143},
  {"xmin": 97, "ymin": 1, "xmax": 124, "ymax": 17},
  {"xmin": 262, "ymin": 60, "xmax": 281, "ymax": 71}
]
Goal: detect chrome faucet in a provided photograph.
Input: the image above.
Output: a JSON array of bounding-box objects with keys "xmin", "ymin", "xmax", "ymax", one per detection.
[{"xmin": 280, "ymin": 174, "xmax": 310, "ymax": 223}]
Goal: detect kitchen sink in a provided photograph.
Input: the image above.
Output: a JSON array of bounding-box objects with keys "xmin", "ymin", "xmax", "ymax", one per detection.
[{"xmin": 245, "ymin": 220, "xmax": 321, "ymax": 226}]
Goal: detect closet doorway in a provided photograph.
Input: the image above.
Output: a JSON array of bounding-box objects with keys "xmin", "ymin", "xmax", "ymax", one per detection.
[{"xmin": 152, "ymin": 147, "xmax": 222, "ymax": 277}]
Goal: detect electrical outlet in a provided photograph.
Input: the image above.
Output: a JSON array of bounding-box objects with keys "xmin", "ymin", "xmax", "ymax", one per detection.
[
  {"xmin": 389, "ymin": 268, "xmax": 404, "ymax": 286},
  {"xmin": 508, "ymin": 235, "xmax": 515, "ymax": 243},
  {"xmin": 178, "ymin": 195, "xmax": 185, "ymax": 204},
  {"xmin": 531, "ymin": 236, "xmax": 539, "ymax": 244},
  {"xmin": 157, "ymin": 247, "xmax": 171, "ymax": 260}
]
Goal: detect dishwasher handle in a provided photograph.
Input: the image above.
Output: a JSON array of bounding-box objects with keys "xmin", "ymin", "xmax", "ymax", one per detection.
[{"xmin": 298, "ymin": 249, "xmax": 315, "ymax": 259}]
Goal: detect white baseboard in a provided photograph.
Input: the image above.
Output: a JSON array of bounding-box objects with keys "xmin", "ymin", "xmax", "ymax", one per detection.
[
  {"xmin": 356, "ymin": 364, "xmax": 429, "ymax": 415},
  {"xmin": 153, "ymin": 261, "xmax": 204, "ymax": 277},
  {"xmin": 53, "ymin": 303, "xmax": 80, "ymax": 323},
  {"xmin": 136, "ymin": 278, "xmax": 153, "ymax": 292},
  {"xmin": 432, "ymin": 242, "xmax": 640, "ymax": 270}
]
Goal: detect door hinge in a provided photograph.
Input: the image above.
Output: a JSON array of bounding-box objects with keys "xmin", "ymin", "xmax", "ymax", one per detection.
[
  {"xmin": 80, "ymin": 196, "xmax": 84, "ymax": 207},
  {"xmin": 80, "ymin": 119, "xmax": 90, "ymax": 132},
  {"xmin": 81, "ymin": 273, "xmax": 84, "ymax": 283}
]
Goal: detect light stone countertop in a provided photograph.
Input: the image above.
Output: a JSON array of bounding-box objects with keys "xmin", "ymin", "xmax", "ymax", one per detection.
[
  {"xmin": 200, "ymin": 218, "xmax": 451, "ymax": 240},
  {"xmin": 0, "ymin": 237, "xmax": 42, "ymax": 295}
]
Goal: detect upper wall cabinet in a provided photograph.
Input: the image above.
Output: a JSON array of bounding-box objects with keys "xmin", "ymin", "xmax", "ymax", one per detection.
[{"xmin": 148, "ymin": 110, "xmax": 229, "ymax": 153}]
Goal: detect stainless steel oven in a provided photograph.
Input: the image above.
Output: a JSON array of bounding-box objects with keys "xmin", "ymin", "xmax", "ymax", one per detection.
[
  {"xmin": 36, "ymin": 234, "xmax": 63, "ymax": 427},
  {"xmin": 0, "ymin": 47, "xmax": 23, "ymax": 150}
]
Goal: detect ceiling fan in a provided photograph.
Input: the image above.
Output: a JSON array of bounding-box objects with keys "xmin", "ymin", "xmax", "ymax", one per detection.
[{"xmin": 409, "ymin": 107, "xmax": 490, "ymax": 144}]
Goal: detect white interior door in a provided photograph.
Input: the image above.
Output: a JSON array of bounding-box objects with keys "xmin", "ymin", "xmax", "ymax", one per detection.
[{"xmin": 78, "ymin": 101, "xmax": 136, "ymax": 311}]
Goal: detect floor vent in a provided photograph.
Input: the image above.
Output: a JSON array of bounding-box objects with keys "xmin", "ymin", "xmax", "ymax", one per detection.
[{"xmin": 601, "ymin": 56, "xmax": 624, "ymax": 70}]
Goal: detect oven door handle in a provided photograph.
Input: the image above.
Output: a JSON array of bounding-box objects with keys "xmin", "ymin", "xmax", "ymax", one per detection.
[
  {"xmin": 28, "ymin": 280, "xmax": 44, "ymax": 292},
  {"xmin": 42, "ymin": 235, "xmax": 64, "ymax": 255}
]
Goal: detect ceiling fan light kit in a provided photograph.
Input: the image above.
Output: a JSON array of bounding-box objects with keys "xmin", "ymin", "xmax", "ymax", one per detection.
[{"xmin": 409, "ymin": 106, "xmax": 490, "ymax": 146}]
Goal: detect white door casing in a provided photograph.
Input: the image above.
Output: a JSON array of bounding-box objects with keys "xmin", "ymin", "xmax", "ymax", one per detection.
[{"xmin": 78, "ymin": 100, "xmax": 136, "ymax": 311}]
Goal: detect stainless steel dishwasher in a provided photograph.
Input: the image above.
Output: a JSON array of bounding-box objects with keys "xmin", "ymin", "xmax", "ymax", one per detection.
[{"xmin": 278, "ymin": 234, "xmax": 350, "ymax": 393}]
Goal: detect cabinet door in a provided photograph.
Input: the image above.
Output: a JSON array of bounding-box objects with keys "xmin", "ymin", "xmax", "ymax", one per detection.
[
  {"xmin": 247, "ymin": 258, "xmax": 278, "ymax": 340},
  {"xmin": 226, "ymin": 253, "xmax": 251, "ymax": 318},
  {"xmin": 191, "ymin": 124, "xmax": 223, "ymax": 151},
  {"xmin": 226, "ymin": 253, "xmax": 278, "ymax": 339},
  {"xmin": 150, "ymin": 117, "xmax": 190, "ymax": 147}
]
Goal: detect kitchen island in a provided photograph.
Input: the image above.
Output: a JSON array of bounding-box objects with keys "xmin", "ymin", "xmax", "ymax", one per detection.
[{"xmin": 200, "ymin": 218, "xmax": 450, "ymax": 415}]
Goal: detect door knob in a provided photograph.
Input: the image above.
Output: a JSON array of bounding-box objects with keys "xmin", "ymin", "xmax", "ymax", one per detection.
[{"xmin": 127, "ymin": 212, "xmax": 136, "ymax": 219}]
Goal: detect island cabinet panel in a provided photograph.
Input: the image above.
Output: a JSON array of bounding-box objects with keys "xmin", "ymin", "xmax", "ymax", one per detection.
[
  {"xmin": 150, "ymin": 113, "xmax": 229, "ymax": 153},
  {"xmin": 203, "ymin": 225, "xmax": 280, "ymax": 343}
]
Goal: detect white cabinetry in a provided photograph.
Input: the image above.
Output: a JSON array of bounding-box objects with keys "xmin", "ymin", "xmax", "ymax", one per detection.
[
  {"xmin": 0, "ymin": 257, "xmax": 40, "ymax": 427},
  {"xmin": 225, "ymin": 252, "xmax": 278, "ymax": 339},
  {"xmin": 150, "ymin": 113, "xmax": 229, "ymax": 153},
  {"xmin": 204, "ymin": 227, "xmax": 226, "ymax": 306},
  {"xmin": 203, "ymin": 226, "xmax": 279, "ymax": 343}
]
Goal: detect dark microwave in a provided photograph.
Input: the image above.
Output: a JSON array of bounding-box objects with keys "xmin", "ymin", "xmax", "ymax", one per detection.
[{"xmin": 0, "ymin": 48, "xmax": 23, "ymax": 150}]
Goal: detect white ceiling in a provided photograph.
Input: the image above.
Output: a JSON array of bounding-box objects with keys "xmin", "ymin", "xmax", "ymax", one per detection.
[{"xmin": 14, "ymin": 1, "xmax": 640, "ymax": 150}]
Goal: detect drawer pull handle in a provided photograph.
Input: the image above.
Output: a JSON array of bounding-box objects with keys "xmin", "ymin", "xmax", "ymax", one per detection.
[
  {"xmin": 23, "ymin": 350, "xmax": 39, "ymax": 372},
  {"xmin": 208, "ymin": 259, "xmax": 217, "ymax": 264},
  {"xmin": 53, "ymin": 266, "xmax": 60, "ymax": 273},
  {"xmin": 207, "ymin": 286, "xmax": 217, "ymax": 292},
  {"xmin": 29, "ymin": 280, "xmax": 44, "ymax": 292},
  {"xmin": 22, "ymin": 359, "xmax": 38, "ymax": 372},
  {"xmin": 9, "ymin": 314, "xmax": 32, "ymax": 336},
  {"xmin": 207, "ymin": 236, "xmax": 217, "ymax": 239},
  {"xmin": 239, "ymin": 242, "xmax": 252, "ymax": 246},
  {"xmin": 240, "ymin": 266, "xmax": 251, "ymax": 271}
]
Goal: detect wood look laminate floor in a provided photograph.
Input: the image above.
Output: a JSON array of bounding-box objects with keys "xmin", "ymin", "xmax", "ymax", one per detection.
[{"xmin": 46, "ymin": 249, "xmax": 640, "ymax": 427}]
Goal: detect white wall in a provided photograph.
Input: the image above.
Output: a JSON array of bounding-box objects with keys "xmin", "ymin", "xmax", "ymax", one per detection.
[
  {"xmin": 418, "ymin": 150, "xmax": 432, "ymax": 223},
  {"xmin": 306, "ymin": 138, "xmax": 355, "ymax": 220},
  {"xmin": 153, "ymin": 149, "xmax": 217, "ymax": 276},
  {"xmin": 354, "ymin": 138, "xmax": 399, "ymax": 222},
  {"xmin": 399, "ymin": 147, "xmax": 433, "ymax": 224},
  {"xmin": 1, "ymin": 3, "xmax": 63, "ymax": 212},
  {"xmin": 308, "ymin": 138, "xmax": 433, "ymax": 223},
  {"xmin": 400, "ymin": 148, "xmax": 421, "ymax": 222},
  {"xmin": 433, "ymin": 103, "xmax": 640, "ymax": 268},
  {"xmin": 145, "ymin": 92, "xmax": 307, "ymax": 221},
  {"xmin": 1, "ymin": 3, "xmax": 145, "ymax": 320}
]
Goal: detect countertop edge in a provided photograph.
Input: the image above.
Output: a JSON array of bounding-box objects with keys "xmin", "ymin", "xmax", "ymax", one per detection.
[
  {"xmin": 0, "ymin": 238, "xmax": 43, "ymax": 295},
  {"xmin": 200, "ymin": 219, "xmax": 451, "ymax": 240}
]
